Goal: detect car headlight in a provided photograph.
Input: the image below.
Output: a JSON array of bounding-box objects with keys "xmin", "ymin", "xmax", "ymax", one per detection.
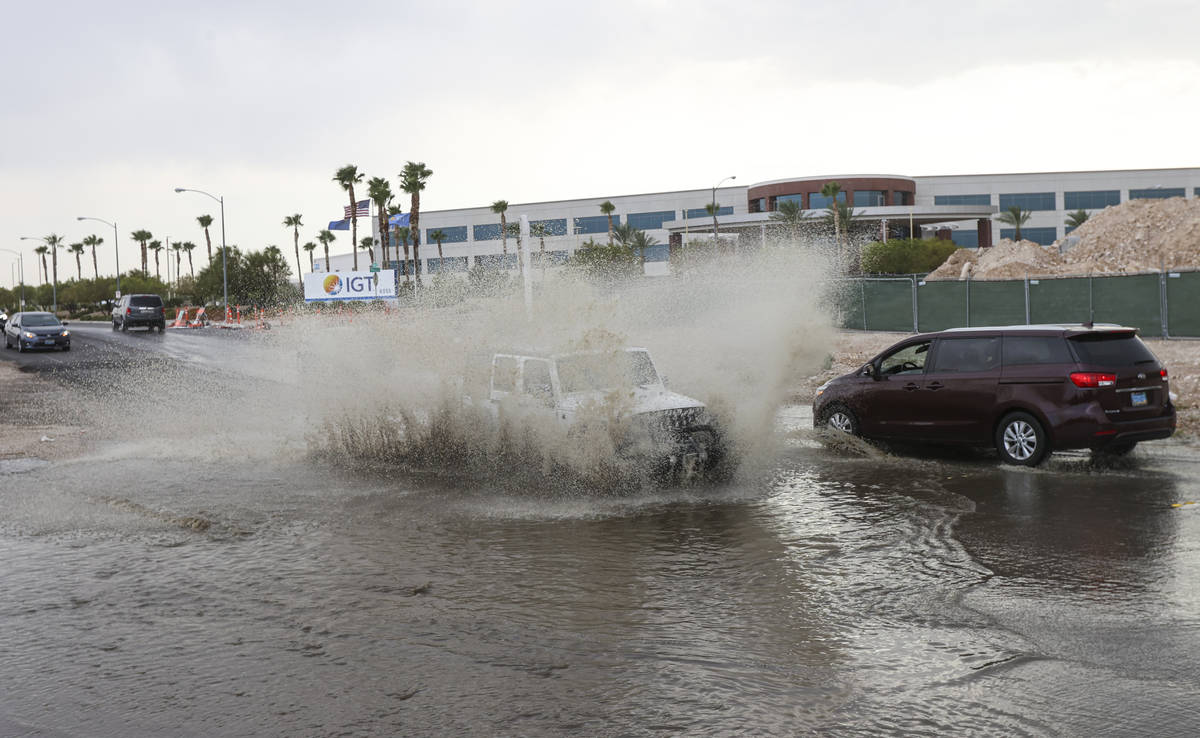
[
  {"xmin": 23, "ymin": 331, "xmax": 35, "ymax": 339},
  {"xmin": 815, "ymin": 382, "xmax": 830, "ymax": 397},
  {"xmin": 60, "ymin": 330, "xmax": 70, "ymax": 337}
]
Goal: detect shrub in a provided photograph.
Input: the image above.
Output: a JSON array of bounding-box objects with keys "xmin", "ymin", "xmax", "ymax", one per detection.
[{"xmin": 860, "ymin": 238, "xmax": 958, "ymax": 275}]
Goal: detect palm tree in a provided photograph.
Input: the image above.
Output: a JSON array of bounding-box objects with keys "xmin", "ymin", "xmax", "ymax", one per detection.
[
  {"xmin": 283, "ymin": 214, "xmax": 305, "ymax": 289},
  {"xmin": 171, "ymin": 240, "xmax": 184, "ymax": 285},
  {"xmin": 148, "ymin": 240, "xmax": 164, "ymax": 280},
  {"xmin": 196, "ymin": 215, "xmax": 214, "ymax": 262},
  {"xmin": 769, "ymin": 200, "xmax": 808, "ymax": 241},
  {"xmin": 82, "ymin": 234, "xmax": 103, "ymax": 279},
  {"xmin": 317, "ymin": 229, "xmax": 336, "ymax": 272},
  {"xmin": 599, "ymin": 200, "xmax": 616, "ymax": 245},
  {"xmin": 394, "ymin": 226, "xmax": 411, "ymax": 281},
  {"xmin": 68, "ymin": 242, "xmax": 85, "ymax": 280},
  {"xmin": 612, "ymin": 222, "xmax": 638, "ymax": 248},
  {"xmin": 997, "ymin": 205, "xmax": 1032, "ymax": 242},
  {"xmin": 360, "ymin": 236, "xmax": 376, "ymax": 265},
  {"xmin": 629, "ymin": 229, "xmax": 658, "ymax": 265},
  {"xmin": 34, "ymin": 245, "xmax": 48, "ymax": 283},
  {"xmin": 386, "ymin": 204, "xmax": 404, "ymax": 266},
  {"xmin": 1065, "ymin": 209, "xmax": 1090, "ymax": 230},
  {"xmin": 334, "ymin": 164, "xmax": 364, "ymax": 271},
  {"xmin": 368, "ymin": 177, "xmax": 393, "ymax": 266},
  {"xmin": 490, "ymin": 200, "xmax": 510, "ymax": 256},
  {"xmin": 428, "ymin": 229, "xmax": 447, "ymax": 269},
  {"xmin": 400, "ymin": 161, "xmax": 433, "ymax": 285},
  {"xmin": 705, "ymin": 202, "xmax": 723, "ymax": 244},
  {"xmin": 303, "ymin": 241, "xmax": 317, "ymax": 272},
  {"xmin": 182, "ymin": 241, "xmax": 197, "ymax": 279},
  {"xmin": 44, "ymin": 234, "xmax": 63, "ymax": 289},
  {"xmin": 820, "ymin": 181, "xmax": 844, "ymax": 244},
  {"xmin": 130, "ymin": 229, "xmax": 152, "ymax": 273},
  {"xmin": 530, "ymin": 223, "xmax": 548, "ymax": 274}
]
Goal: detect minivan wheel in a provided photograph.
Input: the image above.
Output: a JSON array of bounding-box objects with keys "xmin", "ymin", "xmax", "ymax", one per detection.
[
  {"xmin": 823, "ymin": 405, "xmax": 860, "ymax": 436},
  {"xmin": 995, "ymin": 412, "xmax": 1048, "ymax": 467}
]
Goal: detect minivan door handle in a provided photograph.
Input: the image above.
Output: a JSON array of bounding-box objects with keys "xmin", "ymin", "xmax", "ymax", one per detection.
[
  {"xmin": 903, "ymin": 382, "xmax": 920, "ymax": 391},
  {"xmin": 926, "ymin": 381, "xmax": 944, "ymax": 391}
]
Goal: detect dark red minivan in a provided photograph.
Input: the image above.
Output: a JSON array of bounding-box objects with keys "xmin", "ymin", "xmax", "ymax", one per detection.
[{"xmin": 813, "ymin": 324, "xmax": 1176, "ymax": 465}]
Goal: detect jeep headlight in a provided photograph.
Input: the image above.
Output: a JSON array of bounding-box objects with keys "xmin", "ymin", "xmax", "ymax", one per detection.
[{"xmin": 61, "ymin": 330, "xmax": 70, "ymax": 337}]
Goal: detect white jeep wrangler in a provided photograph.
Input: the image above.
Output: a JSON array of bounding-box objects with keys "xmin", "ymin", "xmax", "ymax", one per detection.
[{"xmin": 486, "ymin": 347, "xmax": 725, "ymax": 481}]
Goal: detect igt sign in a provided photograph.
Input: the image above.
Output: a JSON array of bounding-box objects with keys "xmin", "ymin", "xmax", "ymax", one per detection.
[{"xmin": 303, "ymin": 270, "xmax": 397, "ymax": 302}]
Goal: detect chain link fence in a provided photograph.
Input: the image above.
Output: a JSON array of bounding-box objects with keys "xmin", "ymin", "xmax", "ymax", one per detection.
[{"xmin": 833, "ymin": 269, "xmax": 1200, "ymax": 338}]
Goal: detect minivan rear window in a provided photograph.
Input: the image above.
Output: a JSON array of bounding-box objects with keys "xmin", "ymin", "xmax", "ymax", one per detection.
[
  {"xmin": 1069, "ymin": 333, "xmax": 1158, "ymax": 366},
  {"xmin": 1003, "ymin": 336, "xmax": 1073, "ymax": 366},
  {"xmin": 131, "ymin": 295, "xmax": 163, "ymax": 307}
]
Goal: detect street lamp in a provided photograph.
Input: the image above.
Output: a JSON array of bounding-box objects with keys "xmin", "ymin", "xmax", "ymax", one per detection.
[
  {"xmin": 20, "ymin": 236, "xmax": 56, "ymax": 313},
  {"xmin": 174, "ymin": 187, "xmax": 227, "ymax": 318},
  {"xmin": 76, "ymin": 216, "xmax": 121, "ymax": 296},
  {"xmin": 710, "ymin": 175, "xmax": 736, "ymax": 241},
  {"xmin": 0, "ymin": 247, "xmax": 25, "ymax": 308}
]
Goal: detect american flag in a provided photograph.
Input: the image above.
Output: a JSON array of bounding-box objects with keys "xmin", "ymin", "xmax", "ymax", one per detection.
[{"xmin": 344, "ymin": 200, "xmax": 370, "ymax": 218}]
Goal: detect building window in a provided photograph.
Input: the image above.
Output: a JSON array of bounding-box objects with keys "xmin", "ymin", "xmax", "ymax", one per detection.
[
  {"xmin": 749, "ymin": 198, "xmax": 765, "ymax": 213},
  {"xmin": 475, "ymin": 253, "xmax": 519, "ymax": 269},
  {"xmin": 427, "ymin": 256, "xmax": 468, "ymax": 273},
  {"xmin": 473, "ymin": 223, "xmax": 502, "ymax": 241},
  {"xmin": 999, "ymin": 227, "xmax": 1057, "ymax": 245},
  {"xmin": 1064, "ymin": 190, "xmax": 1120, "ymax": 210},
  {"xmin": 626, "ymin": 210, "xmax": 675, "ymax": 230},
  {"xmin": 1129, "ymin": 187, "xmax": 1185, "ymax": 200},
  {"xmin": 531, "ymin": 250, "xmax": 569, "ymax": 267},
  {"xmin": 854, "ymin": 190, "xmax": 885, "ymax": 207},
  {"xmin": 425, "ymin": 225, "xmax": 468, "ymax": 244},
  {"xmin": 892, "ymin": 191, "xmax": 913, "ymax": 206},
  {"xmin": 530, "ymin": 218, "xmax": 567, "ymax": 236},
  {"xmin": 573, "ymin": 214, "xmax": 618, "ymax": 235},
  {"xmin": 685, "ymin": 206, "xmax": 733, "ymax": 218},
  {"xmin": 951, "ymin": 230, "xmax": 979, "ymax": 248},
  {"xmin": 998, "ymin": 192, "xmax": 1056, "ymax": 211},
  {"xmin": 934, "ymin": 193, "xmax": 990, "ymax": 206},
  {"xmin": 642, "ymin": 244, "xmax": 670, "ymax": 262},
  {"xmin": 809, "ymin": 191, "xmax": 847, "ymax": 209},
  {"xmin": 772, "ymin": 195, "xmax": 803, "ymax": 211}
]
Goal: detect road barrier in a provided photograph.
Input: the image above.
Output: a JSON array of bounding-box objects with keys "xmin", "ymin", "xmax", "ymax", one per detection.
[{"xmin": 832, "ymin": 268, "xmax": 1200, "ymax": 338}]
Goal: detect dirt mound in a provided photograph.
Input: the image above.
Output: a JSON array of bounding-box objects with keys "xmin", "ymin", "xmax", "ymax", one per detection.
[
  {"xmin": 926, "ymin": 197, "xmax": 1200, "ymax": 280},
  {"xmin": 1060, "ymin": 197, "xmax": 1200, "ymax": 274},
  {"xmin": 925, "ymin": 239, "xmax": 1063, "ymax": 280}
]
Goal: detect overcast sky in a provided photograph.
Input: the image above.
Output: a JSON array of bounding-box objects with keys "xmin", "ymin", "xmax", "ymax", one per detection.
[{"xmin": 2, "ymin": 0, "xmax": 1198, "ymax": 284}]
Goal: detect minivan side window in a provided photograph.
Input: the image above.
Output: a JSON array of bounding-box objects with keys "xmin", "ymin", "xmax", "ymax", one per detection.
[
  {"xmin": 930, "ymin": 337, "xmax": 1001, "ymax": 373},
  {"xmin": 879, "ymin": 341, "xmax": 931, "ymax": 375},
  {"xmin": 1003, "ymin": 336, "xmax": 1072, "ymax": 366}
]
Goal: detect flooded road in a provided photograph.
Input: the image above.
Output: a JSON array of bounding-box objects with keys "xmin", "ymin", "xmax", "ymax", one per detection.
[{"xmin": 4, "ymin": 419, "xmax": 1198, "ymax": 736}]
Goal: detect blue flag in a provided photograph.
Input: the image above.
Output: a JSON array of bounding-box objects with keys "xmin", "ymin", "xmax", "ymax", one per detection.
[
  {"xmin": 388, "ymin": 213, "xmax": 410, "ymax": 227},
  {"xmin": 327, "ymin": 218, "xmax": 350, "ymax": 231}
]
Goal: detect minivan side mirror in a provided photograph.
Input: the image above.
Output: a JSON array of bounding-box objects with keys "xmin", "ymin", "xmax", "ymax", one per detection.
[
  {"xmin": 862, "ymin": 363, "xmax": 876, "ymax": 379},
  {"xmin": 61, "ymin": 321, "xmax": 69, "ymax": 326}
]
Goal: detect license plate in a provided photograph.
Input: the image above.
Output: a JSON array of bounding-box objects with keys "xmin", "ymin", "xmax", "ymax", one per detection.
[
  {"xmin": 1131, "ymin": 391, "xmax": 1148, "ymax": 407},
  {"xmin": 43, "ymin": 339, "xmax": 54, "ymax": 344}
]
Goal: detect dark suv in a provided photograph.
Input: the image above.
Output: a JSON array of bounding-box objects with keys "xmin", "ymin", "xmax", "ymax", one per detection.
[
  {"xmin": 814, "ymin": 324, "xmax": 1176, "ymax": 466},
  {"xmin": 112, "ymin": 294, "xmax": 166, "ymax": 332}
]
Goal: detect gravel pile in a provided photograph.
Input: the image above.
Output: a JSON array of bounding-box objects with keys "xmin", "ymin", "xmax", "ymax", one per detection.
[{"xmin": 925, "ymin": 239, "xmax": 1063, "ymax": 280}]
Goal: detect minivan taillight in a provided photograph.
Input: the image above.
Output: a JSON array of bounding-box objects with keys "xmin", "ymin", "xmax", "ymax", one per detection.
[
  {"xmin": 1070, "ymin": 372, "xmax": 1116, "ymax": 388},
  {"xmin": 1161, "ymin": 368, "xmax": 1169, "ymax": 379}
]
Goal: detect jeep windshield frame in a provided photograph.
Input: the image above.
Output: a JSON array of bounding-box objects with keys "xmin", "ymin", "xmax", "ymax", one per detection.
[{"xmin": 556, "ymin": 349, "xmax": 660, "ymax": 394}]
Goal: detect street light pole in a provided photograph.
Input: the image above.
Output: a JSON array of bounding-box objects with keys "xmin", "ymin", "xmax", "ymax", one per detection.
[
  {"xmin": 76, "ymin": 216, "xmax": 120, "ymax": 296},
  {"xmin": 174, "ymin": 187, "xmax": 227, "ymax": 319},
  {"xmin": 0, "ymin": 247, "xmax": 25, "ymax": 308},
  {"xmin": 20, "ymin": 236, "xmax": 55, "ymax": 312}
]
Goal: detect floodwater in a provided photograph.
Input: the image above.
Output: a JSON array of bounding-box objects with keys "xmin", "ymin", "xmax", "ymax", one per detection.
[
  {"xmin": 3, "ymin": 417, "xmax": 1199, "ymax": 736},
  {"xmin": 3, "ymin": 256, "xmax": 1199, "ymax": 735}
]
